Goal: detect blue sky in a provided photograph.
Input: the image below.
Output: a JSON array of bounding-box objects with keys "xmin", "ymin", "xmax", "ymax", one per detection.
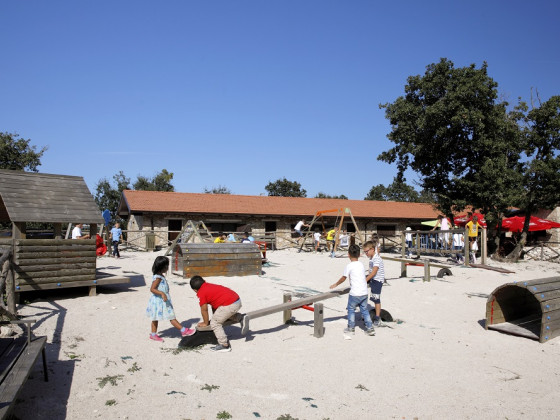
[{"xmin": 2, "ymin": 1, "xmax": 559, "ymax": 200}]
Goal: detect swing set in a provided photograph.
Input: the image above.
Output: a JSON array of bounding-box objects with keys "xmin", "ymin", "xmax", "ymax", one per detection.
[{"xmin": 298, "ymin": 208, "xmax": 364, "ymax": 254}]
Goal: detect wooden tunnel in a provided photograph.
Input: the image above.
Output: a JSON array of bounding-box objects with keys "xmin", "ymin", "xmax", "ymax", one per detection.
[
  {"xmin": 485, "ymin": 276, "xmax": 560, "ymax": 343},
  {"xmin": 172, "ymin": 243, "xmax": 262, "ymax": 278}
]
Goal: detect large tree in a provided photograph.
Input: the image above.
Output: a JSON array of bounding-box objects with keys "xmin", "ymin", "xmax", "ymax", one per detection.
[
  {"xmin": 0, "ymin": 132, "xmax": 47, "ymax": 172},
  {"xmin": 133, "ymin": 169, "xmax": 175, "ymax": 192},
  {"xmin": 265, "ymin": 178, "xmax": 307, "ymax": 197},
  {"xmin": 94, "ymin": 171, "xmax": 131, "ymax": 223},
  {"xmin": 378, "ymin": 58, "xmax": 523, "ymax": 251},
  {"xmin": 364, "ymin": 178, "xmax": 421, "ymax": 202},
  {"xmin": 506, "ymin": 95, "xmax": 560, "ymax": 258}
]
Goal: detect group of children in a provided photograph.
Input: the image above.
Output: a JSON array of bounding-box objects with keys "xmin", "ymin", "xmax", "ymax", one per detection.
[
  {"xmin": 146, "ymin": 256, "xmax": 240, "ymax": 353},
  {"xmin": 330, "ymin": 238, "xmax": 385, "ymax": 336},
  {"xmin": 147, "ymin": 234, "xmax": 386, "ymax": 351}
]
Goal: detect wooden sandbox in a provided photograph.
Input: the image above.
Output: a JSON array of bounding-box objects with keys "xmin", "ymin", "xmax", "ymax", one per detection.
[{"xmin": 172, "ymin": 243, "xmax": 262, "ymax": 278}]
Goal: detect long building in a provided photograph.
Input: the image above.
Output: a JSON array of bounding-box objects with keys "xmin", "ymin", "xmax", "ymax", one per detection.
[{"xmin": 117, "ymin": 190, "xmax": 442, "ymax": 249}]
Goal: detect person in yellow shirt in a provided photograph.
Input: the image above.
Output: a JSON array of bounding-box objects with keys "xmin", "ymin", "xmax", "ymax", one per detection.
[
  {"xmin": 465, "ymin": 216, "xmax": 482, "ymax": 263},
  {"xmin": 214, "ymin": 233, "xmax": 227, "ymax": 243},
  {"xmin": 326, "ymin": 228, "xmax": 338, "ymax": 256}
]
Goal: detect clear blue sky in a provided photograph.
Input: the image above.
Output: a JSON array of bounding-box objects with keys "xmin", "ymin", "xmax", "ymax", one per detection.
[{"xmin": 2, "ymin": 1, "xmax": 559, "ymax": 200}]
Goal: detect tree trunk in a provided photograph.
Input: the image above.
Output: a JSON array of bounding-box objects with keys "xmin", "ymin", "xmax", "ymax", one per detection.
[{"xmin": 504, "ymin": 210, "xmax": 533, "ymax": 261}]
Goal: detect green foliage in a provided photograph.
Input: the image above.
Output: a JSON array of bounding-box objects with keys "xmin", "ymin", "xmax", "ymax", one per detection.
[
  {"xmin": 105, "ymin": 399, "xmax": 117, "ymax": 406},
  {"xmin": 314, "ymin": 192, "xmax": 348, "ymax": 199},
  {"xmin": 95, "ymin": 169, "xmax": 174, "ymax": 224},
  {"xmin": 265, "ymin": 178, "xmax": 307, "ymax": 197},
  {"xmin": 204, "ymin": 185, "xmax": 232, "ymax": 194},
  {"xmin": 364, "ymin": 178, "xmax": 424, "ymax": 202},
  {"xmin": 217, "ymin": 411, "xmax": 232, "ymax": 419},
  {"xmin": 94, "ymin": 171, "xmax": 130, "ymax": 224},
  {"xmin": 378, "ymin": 58, "xmax": 523, "ymax": 234},
  {"xmin": 201, "ymin": 384, "xmax": 220, "ymax": 392},
  {"xmin": 97, "ymin": 375, "xmax": 124, "ymax": 388},
  {"xmin": 0, "ymin": 132, "xmax": 47, "ymax": 172},
  {"xmin": 133, "ymin": 169, "xmax": 175, "ymax": 192}
]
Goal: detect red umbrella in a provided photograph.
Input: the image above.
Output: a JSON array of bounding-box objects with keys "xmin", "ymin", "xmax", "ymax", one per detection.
[
  {"xmin": 501, "ymin": 216, "xmax": 560, "ymax": 232},
  {"xmin": 454, "ymin": 212, "xmax": 487, "ymax": 227}
]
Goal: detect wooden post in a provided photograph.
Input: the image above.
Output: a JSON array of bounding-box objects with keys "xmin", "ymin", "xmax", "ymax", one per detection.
[
  {"xmin": 54, "ymin": 223, "xmax": 62, "ymax": 239},
  {"xmin": 282, "ymin": 293, "xmax": 292, "ymax": 324},
  {"xmin": 400, "ymin": 230, "xmax": 407, "ymax": 277},
  {"xmin": 313, "ymin": 303, "xmax": 324, "ymax": 338},
  {"xmin": 464, "ymin": 227, "xmax": 470, "ymax": 266},
  {"xmin": 7, "ymin": 265, "xmax": 16, "ymax": 314},
  {"xmin": 481, "ymin": 228, "xmax": 487, "ymax": 265},
  {"xmin": 423, "ymin": 259, "xmax": 431, "ymax": 282},
  {"xmin": 13, "ymin": 223, "xmax": 26, "ymax": 239}
]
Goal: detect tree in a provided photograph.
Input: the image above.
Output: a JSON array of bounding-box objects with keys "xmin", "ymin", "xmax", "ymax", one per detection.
[
  {"xmin": 0, "ymin": 132, "xmax": 47, "ymax": 172},
  {"xmin": 378, "ymin": 58, "xmax": 523, "ymax": 251},
  {"xmin": 315, "ymin": 192, "xmax": 348, "ymax": 199},
  {"xmin": 204, "ymin": 185, "xmax": 232, "ymax": 194},
  {"xmin": 364, "ymin": 178, "xmax": 420, "ymax": 202},
  {"xmin": 506, "ymin": 95, "xmax": 560, "ymax": 259},
  {"xmin": 133, "ymin": 169, "xmax": 175, "ymax": 192},
  {"xmin": 94, "ymin": 171, "xmax": 131, "ymax": 223},
  {"xmin": 264, "ymin": 178, "xmax": 307, "ymax": 197}
]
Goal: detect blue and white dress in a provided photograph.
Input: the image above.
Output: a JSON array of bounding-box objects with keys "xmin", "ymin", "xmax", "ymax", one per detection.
[{"xmin": 146, "ymin": 274, "xmax": 176, "ymax": 321}]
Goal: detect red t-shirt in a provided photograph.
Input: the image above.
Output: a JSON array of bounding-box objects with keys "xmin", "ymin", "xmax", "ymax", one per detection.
[{"xmin": 196, "ymin": 282, "xmax": 239, "ymax": 309}]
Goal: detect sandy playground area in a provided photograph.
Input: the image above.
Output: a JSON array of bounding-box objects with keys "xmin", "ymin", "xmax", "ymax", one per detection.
[{"xmin": 8, "ymin": 247, "xmax": 560, "ymax": 419}]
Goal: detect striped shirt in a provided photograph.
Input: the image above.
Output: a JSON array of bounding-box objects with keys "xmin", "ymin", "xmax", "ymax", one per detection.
[{"xmin": 369, "ymin": 253, "xmax": 385, "ymax": 283}]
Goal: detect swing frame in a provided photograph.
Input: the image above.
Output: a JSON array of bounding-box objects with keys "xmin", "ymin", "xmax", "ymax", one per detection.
[{"xmin": 298, "ymin": 208, "xmax": 364, "ymax": 253}]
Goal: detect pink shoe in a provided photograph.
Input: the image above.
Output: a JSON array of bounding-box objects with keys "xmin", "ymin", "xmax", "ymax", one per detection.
[
  {"xmin": 181, "ymin": 328, "xmax": 196, "ymax": 337},
  {"xmin": 149, "ymin": 334, "xmax": 164, "ymax": 342}
]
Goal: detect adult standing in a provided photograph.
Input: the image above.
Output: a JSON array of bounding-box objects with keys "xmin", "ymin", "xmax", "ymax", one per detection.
[
  {"xmin": 72, "ymin": 223, "xmax": 90, "ymax": 239},
  {"xmin": 432, "ymin": 215, "xmax": 450, "ymax": 249},
  {"xmin": 110, "ymin": 222, "xmax": 123, "ymax": 258}
]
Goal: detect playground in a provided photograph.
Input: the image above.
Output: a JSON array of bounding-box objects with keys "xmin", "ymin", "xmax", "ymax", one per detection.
[{"xmin": 9, "ymin": 247, "xmax": 560, "ymax": 419}]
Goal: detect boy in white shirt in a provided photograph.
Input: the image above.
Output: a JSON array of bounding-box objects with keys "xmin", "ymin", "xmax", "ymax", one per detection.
[{"xmin": 330, "ymin": 244, "xmax": 375, "ymax": 336}]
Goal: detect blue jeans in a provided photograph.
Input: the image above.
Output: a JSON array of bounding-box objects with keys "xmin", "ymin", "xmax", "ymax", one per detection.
[{"xmin": 347, "ymin": 295, "xmax": 372, "ymax": 329}]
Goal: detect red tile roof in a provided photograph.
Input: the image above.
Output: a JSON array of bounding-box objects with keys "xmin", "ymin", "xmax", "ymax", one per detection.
[{"xmin": 120, "ymin": 190, "xmax": 440, "ymax": 220}]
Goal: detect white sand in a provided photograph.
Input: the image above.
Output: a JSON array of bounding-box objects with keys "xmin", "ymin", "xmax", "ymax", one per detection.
[{"xmin": 11, "ymin": 248, "xmax": 560, "ymax": 419}]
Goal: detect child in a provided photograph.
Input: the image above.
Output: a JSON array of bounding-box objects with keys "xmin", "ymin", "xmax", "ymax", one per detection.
[
  {"xmin": 330, "ymin": 244, "xmax": 375, "ymax": 336},
  {"xmin": 190, "ymin": 276, "xmax": 242, "ymax": 353},
  {"xmin": 146, "ymin": 256, "xmax": 195, "ymax": 342},
  {"xmin": 452, "ymin": 226, "xmax": 464, "ymax": 263},
  {"xmin": 364, "ymin": 240, "xmax": 385, "ymax": 327},
  {"xmin": 313, "ymin": 230, "xmax": 322, "ymax": 253}
]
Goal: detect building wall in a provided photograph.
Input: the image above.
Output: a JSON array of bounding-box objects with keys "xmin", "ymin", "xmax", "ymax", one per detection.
[{"xmin": 123, "ymin": 212, "xmax": 411, "ymax": 250}]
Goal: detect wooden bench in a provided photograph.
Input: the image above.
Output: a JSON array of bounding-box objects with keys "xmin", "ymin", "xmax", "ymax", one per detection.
[
  {"xmin": 382, "ymin": 256, "xmax": 453, "ymax": 281},
  {"xmin": 0, "ymin": 320, "xmax": 48, "ymax": 420}
]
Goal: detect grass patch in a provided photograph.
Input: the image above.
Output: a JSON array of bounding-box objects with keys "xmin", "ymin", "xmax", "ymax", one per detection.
[
  {"xmin": 97, "ymin": 375, "xmax": 124, "ymax": 388},
  {"xmin": 217, "ymin": 411, "xmax": 232, "ymax": 419},
  {"xmin": 64, "ymin": 352, "xmax": 82, "ymax": 360},
  {"xmin": 127, "ymin": 362, "xmax": 141, "ymax": 373},
  {"xmin": 277, "ymin": 415, "xmax": 298, "ymax": 420},
  {"xmin": 105, "ymin": 399, "xmax": 117, "ymax": 406},
  {"xmin": 201, "ymin": 384, "xmax": 220, "ymax": 392},
  {"xmin": 355, "ymin": 384, "xmax": 369, "ymax": 391}
]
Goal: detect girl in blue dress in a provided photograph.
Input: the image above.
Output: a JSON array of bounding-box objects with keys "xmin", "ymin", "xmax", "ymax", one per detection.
[{"xmin": 146, "ymin": 256, "xmax": 195, "ymax": 342}]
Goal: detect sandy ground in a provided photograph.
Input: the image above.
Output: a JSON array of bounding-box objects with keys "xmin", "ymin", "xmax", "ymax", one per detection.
[{"xmin": 9, "ymin": 247, "xmax": 560, "ymax": 420}]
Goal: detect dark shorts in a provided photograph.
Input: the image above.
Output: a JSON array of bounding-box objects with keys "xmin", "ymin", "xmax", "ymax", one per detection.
[{"xmin": 370, "ymin": 280, "xmax": 383, "ymax": 304}]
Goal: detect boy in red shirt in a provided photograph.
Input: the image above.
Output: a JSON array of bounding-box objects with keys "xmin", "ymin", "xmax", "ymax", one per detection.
[{"xmin": 190, "ymin": 276, "xmax": 242, "ymax": 352}]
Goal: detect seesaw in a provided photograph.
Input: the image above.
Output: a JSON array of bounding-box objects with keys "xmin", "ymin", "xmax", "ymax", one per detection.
[{"xmin": 179, "ymin": 288, "xmax": 394, "ymax": 348}]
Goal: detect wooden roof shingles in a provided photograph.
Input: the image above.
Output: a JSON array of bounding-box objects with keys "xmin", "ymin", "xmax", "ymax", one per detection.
[
  {"xmin": 119, "ymin": 190, "xmax": 440, "ymax": 220},
  {"xmin": 0, "ymin": 170, "xmax": 104, "ymax": 224}
]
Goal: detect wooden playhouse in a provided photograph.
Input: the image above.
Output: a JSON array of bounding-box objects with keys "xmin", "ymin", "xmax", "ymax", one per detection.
[
  {"xmin": 0, "ymin": 170, "xmax": 129, "ymax": 306},
  {"xmin": 485, "ymin": 276, "xmax": 560, "ymax": 343}
]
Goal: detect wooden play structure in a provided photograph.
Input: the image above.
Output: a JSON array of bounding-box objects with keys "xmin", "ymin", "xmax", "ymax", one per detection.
[
  {"xmin": 382, "ymin": 256, "xmax": 453, "ymax": 281},
  {"xmin": 164, "ymin": 220, "xmax": 213, "ymax": 256},
  {"xmin": 485, "ymin": 276, "xmax": 560, "ymax": 343},
  {"xmin": 0, "ymin": 170, "xmax": 129, "ymax": 312},
  {"xmin": 299, "ymin": 208, "xmax": 364, "ymax": 253},
  {"xmin": 0, "ymin": 319, "xmax": 48, "ymax": 419},
  {"xmin": 172, "ymin": 243, "xmax": 262, "ymax": 278}
]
